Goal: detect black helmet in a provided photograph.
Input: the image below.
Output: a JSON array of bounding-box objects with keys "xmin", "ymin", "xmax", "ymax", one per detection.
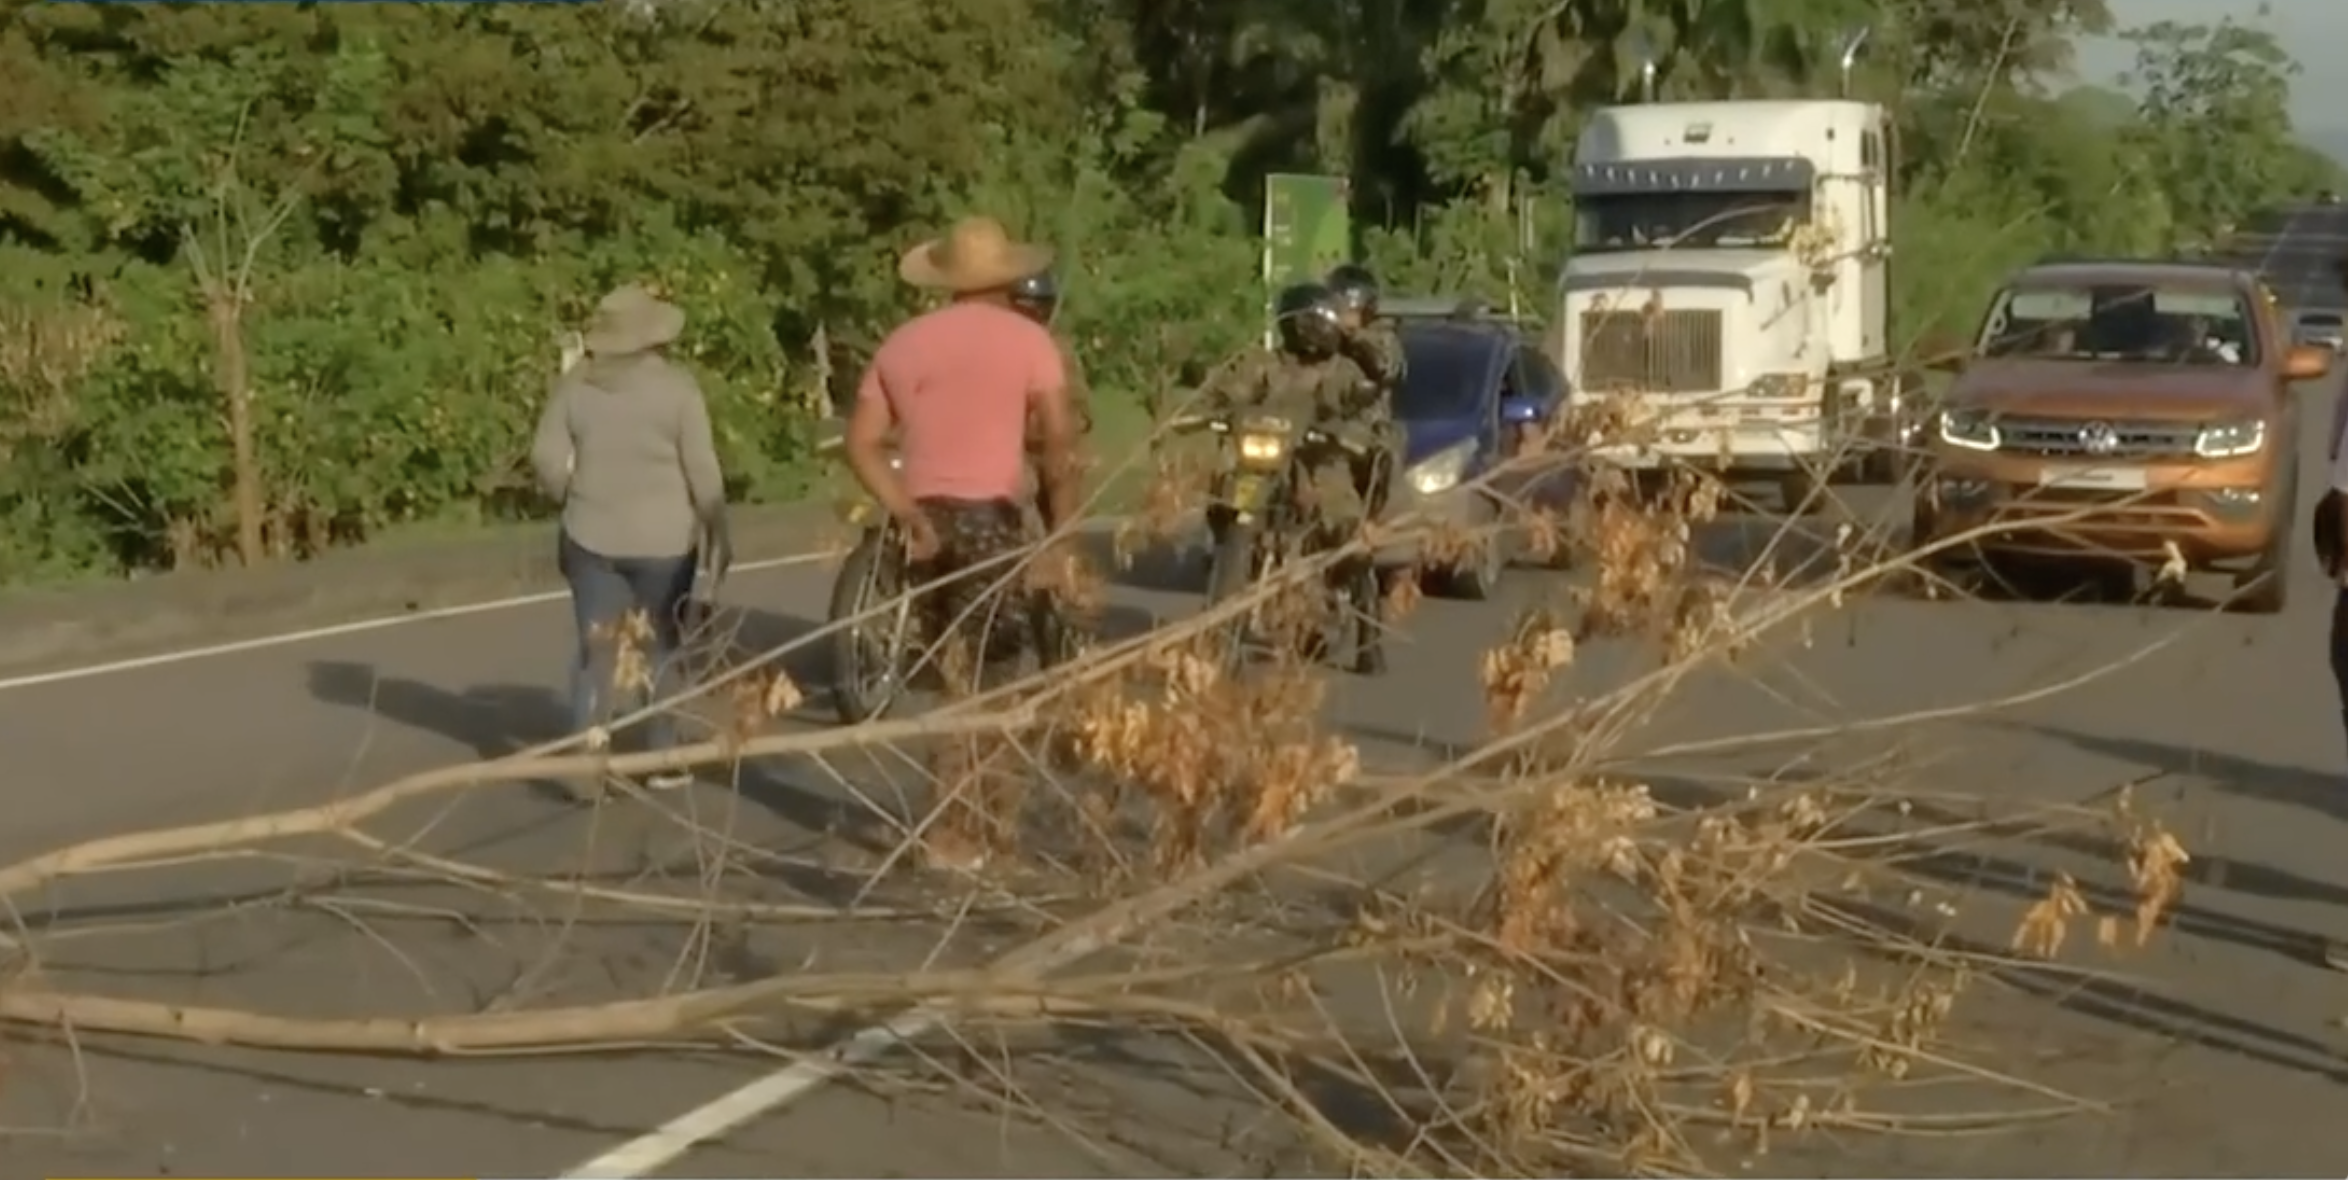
[
  {"xmin": 1274, "ymin": 282, "xmax": 1344, "ymax": 356},
  {"xmin": 1325, "ymin": 263, "xmax": 1380, "ymax": 318},
  {"xmin": 1009, "ymin": 270, "xmax": 1059, "ymax": 324}
]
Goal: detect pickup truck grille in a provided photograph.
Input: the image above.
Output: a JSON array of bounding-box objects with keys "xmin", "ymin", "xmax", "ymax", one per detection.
[
  {"xmin": 1997, "ymin": 417, "xmax": 2200, "ymax": 459},
  {"xmin": 1578, "ymin": 309, "xmax": 1722, "ymax": 394}
]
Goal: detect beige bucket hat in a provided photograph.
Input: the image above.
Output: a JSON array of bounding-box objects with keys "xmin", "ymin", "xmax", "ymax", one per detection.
[
  {"xmin": 582, "ymin": 284, "xmax": 686, "ymax": 357},
  {"xmin": 898, "ymin": 216, "xmax": 1054, "ymax": 293}
]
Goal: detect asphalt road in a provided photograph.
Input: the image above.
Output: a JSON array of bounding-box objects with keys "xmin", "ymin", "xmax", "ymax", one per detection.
[{"xmin": 12, "ymin": 217, "xmax": 2348, "ymax": 1178}]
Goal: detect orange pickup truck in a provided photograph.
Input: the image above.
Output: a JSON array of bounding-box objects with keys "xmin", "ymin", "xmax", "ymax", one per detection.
[{"xmin": 1910, "ymin": 258, "xmax": 2331, "ymax": 611}]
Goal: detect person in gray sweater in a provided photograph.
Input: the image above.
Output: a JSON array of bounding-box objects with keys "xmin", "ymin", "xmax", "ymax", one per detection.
[{"xmin": 531, "ymin": 284, "xmax": 733, "ymax": 793}]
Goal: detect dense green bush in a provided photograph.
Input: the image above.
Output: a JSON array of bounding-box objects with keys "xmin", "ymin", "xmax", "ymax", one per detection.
[{"xmin": 0, "ymin": 0, "xmax": 2334, "ymax": 582}]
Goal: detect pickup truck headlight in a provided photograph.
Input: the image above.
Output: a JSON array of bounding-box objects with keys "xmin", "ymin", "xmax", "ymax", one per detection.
[
  {"xmin": 1748, "ymin": 372, "xmax": 1811, "ymax": 399},
  {"xmin": 1936, "ymin": 409, "xmax": 2000, "ymax": 451},
  {"xmin": 2193, "ymin": 419, "xmax": 2265, "ymax": 459},
  {"xmin": 1407, "ymin": 439, "xmax": 1476, "ymax": 495}
]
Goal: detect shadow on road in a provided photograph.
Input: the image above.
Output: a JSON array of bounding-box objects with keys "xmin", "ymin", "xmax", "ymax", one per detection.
[
  {"xmin": 1832, "ymin": 892, "xmax": 2348, "ymax": 1089},
  {"xmin": 306, "ymin": 659, "xmax": 570, "ymax": 760},
  {"xmin": 302, "ymin": 658, "xmax": 872, "ymax": 850},
  {"xmin": 2002, "ymin": 720, "xmax": 2348, "ymax": 825}
]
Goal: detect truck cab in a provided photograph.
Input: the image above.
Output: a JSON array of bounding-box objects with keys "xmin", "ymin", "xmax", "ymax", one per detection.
[{"xmin": 1561, "ymin": 88, "xmax": 1900, "ymax": 510}]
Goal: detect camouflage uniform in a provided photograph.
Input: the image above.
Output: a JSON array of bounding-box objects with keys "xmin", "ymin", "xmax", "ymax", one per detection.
[
  {"xmin": 909, "ymin": 497, "xmax": 1034, "ymax": 691},
  {"xmin": 1340, "ymin": 318, "xmax": 1406, "ymax": 517},
  {"xmin": 906, "ymin": 496, "xmax": 1034, "ymax": 864},
  {"xmin": 1201, "ymin": 342, "xmax": 1395, "ymax": 533}
]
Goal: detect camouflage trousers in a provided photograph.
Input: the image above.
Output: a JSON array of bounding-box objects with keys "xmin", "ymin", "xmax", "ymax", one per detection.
[
  {"xmin": 909, "ymin": 496, "xmax": 1034, "ymax": 867},
  {"xmin": 910, "ymin": 496, "xmax": 1035, "ymax": 692},
  {"xmin": 1212, "ymin": 450, "xmax": 1396, "ymax": 546}
]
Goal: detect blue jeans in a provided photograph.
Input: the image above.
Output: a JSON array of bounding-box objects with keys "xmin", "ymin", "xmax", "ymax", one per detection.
[{"xmin": 558, "ymin": 531, "xmax": 697, "ymax": 753}]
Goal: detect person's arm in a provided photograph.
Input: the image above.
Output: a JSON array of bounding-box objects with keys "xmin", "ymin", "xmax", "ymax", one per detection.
[
  {"xmin": 1025, "ymin": 327, "xmax": 1079, "ymax": 532},
  {"xmin": 1195, "ymin": 349, "xmax": 1268, "ymax": 419},
  {"xmin": 675, "ymin": 372, "xmax": 728, "ymax": 527},
  {"xmin": 846, "ymin": 353, "xmax": 921, "ymax": 528},
  {"xmin": 529, "ymin": 379, "xmax": 576, "ymax": 502},
  {"xmin": 1340, "ymin": 320, "xmax": 1407, "ymax": 389}
]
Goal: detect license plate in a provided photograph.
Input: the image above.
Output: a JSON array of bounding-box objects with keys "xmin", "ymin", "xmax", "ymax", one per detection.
[{"xmin": 2037, "ymin": 466, "xmax": 2147, "ymax": 491}]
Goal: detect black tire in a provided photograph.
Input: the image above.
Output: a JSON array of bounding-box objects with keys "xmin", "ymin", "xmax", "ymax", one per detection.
[
  {"xmin": 1441, "ymin": 495, "xmax": 1508, "ymax": 600},
  {"xmin": 828, "ymin": 527, "xmax": 911, "ymax": 725},
  {"xmin": 2233, "ymin": 459, "xmax": 2298, "ymax": 614},
  {"xmin": 1349, "ymin": 560, "xmax": 1388, "ymax": 676},
  {"xmin": 1779, "ymin": 466, "xmax": 1828, "ymax": 516},
  {"xmin": 1204, "ymin": 521, "xmax": 1259, "ymax": 671}
]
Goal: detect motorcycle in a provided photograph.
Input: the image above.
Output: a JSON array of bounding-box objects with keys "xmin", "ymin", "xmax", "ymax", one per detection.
[
  {"xmin": 819, "ymin": 434, "xmax": 1081, "ymax": 725},
  {"xmin": 1176, "ymin": 411, "xmax": 1388, "ymax": 676}
]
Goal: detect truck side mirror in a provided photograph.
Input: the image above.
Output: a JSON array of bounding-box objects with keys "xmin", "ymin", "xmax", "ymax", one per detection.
[{"xmin": 2285, "ymin": 343, "xmax": 2332, "ymax": 382}]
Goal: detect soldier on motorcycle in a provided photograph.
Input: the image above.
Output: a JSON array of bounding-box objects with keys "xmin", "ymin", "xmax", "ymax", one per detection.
[
  {"xmin": 1198, "ymin": 281, "xmax": 1400, "ymax": 544},
  {"xmin": 1324, "ymin": 263, "xmax": 1407, "ymax": 404}
]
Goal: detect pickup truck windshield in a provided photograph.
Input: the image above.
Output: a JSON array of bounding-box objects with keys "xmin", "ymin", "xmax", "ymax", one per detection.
[
  {"xmin": 1977, "ymin": 283, "xmax": 2259, "ymax": 367},
  {"xmin": 1574, "ymin": 190, "xmax": 1807, "ymax": 252}
]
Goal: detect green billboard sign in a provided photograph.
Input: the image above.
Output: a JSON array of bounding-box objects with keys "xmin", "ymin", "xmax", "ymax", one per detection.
[{"xmin": 1261, "ymin": 173, "xmax": 1352, "ymax": 344}]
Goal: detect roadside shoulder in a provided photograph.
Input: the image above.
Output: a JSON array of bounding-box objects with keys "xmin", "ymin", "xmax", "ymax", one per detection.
[{"xmin": 0, "ymin": 502, "xmax": 840, "ymax": 679}]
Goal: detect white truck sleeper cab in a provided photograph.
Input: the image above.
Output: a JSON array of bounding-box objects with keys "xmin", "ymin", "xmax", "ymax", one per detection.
[{"xmin": 1560, "ymin": 94, "xmax": 1900, "ymax": 509}]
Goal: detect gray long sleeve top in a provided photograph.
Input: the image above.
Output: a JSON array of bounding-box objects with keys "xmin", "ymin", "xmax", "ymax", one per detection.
[{"xmin": 530, "ymin": 352, "xmax": 727, "ymax": 559}]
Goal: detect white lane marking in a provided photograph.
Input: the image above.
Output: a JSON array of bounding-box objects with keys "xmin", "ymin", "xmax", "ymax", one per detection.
[
  {"xmin": 557, "ymin": 1006, "xmax": 947, "ymax": 1179},
  {"xmin": 561, "ymin": 909, "xmax": 1121, "ymax": 1178},
  {"xmin": 0, "ymin": 551, "xmax": 827, "ymax": 694}
]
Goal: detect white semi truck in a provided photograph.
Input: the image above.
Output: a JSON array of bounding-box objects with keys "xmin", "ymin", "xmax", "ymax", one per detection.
[{"xmin": 1559, "ymin": 40, "xmax": 1903, "ymax": 510}]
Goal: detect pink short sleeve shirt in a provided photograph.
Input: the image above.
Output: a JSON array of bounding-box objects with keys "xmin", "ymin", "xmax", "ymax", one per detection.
[{"xmin": 854, "ymin": 302, "xmax": 1065, "ymax": 501}]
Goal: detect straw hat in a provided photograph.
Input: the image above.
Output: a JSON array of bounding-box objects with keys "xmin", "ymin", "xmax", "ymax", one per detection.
[
  {"xmin": 898, "ymin": 216, "xmax": 1055, "ymax": 293},
  {"xmin": 581, "ymin": 284, "xmax": 686, "ymax": 357}
]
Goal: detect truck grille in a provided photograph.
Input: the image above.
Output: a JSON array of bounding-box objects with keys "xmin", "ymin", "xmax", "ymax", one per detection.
[
  {"xmin": 1997, "ymin": 417, "xmax": 2199, "ymax": 459},
  {"xmin": 1577, "ymin": 308, "xmax": 1722, "ymax": 394}
]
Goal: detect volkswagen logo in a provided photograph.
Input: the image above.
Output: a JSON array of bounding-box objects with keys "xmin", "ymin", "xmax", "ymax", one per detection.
[{"xmin": 2077, "ymin": 421, "xmax": 2120, "ymax": 456}]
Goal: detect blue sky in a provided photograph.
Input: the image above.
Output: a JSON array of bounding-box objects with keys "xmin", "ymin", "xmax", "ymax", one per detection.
[{"xmin": 2071, "ymin": 0, "xmax": 2344, "ymax": 130}]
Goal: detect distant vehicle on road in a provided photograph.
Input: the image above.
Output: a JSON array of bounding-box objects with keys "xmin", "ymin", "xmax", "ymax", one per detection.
[
  {"xmin": 1383, "ymin": 298, "xmax": 1574, "ymax": 599},
  {"xmin": 1912, "ymin": 258, "xmax": 2331, "ymax": 612},
  {"xmin": 2295, "ymin": 310, "xmax": 2345, "ymax": 354}
]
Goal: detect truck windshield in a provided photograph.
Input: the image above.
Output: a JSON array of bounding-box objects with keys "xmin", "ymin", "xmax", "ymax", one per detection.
[
  {"xmin": 1574, "ymin": 190, "xmax": 1808, "ymax": 251},
  {"xmin": 1977, "ymin": 283, "xmax": 2258, "ymax": 367}
]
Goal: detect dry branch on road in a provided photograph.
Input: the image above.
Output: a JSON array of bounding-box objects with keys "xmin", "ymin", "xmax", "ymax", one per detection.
[{"xmin": 0, "ymin": 427, "xmax": 2212, "ymax": 1176}]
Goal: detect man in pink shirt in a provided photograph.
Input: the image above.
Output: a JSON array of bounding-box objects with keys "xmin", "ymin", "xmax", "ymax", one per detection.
[{"xmin": 845, "ymin": 215, "xmax": 1081, "ymax": 869}]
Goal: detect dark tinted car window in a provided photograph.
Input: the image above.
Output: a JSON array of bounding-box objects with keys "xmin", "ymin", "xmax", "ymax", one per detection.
[
  {"xmin": 1512, "ymin": 346, "xmax": 1565, "ymax": 402},
  {"xmin": 1395, "ymin": 328, "xmax": 1498, "ymax": 419}
]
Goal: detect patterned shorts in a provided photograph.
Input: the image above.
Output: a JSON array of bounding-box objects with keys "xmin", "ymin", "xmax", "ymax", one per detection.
[{"xmin": 911, "ymin": 497, "xmax": 1034, "ymax": 686}]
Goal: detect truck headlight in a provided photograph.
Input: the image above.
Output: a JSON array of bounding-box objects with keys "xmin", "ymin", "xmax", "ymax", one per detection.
[
  {"xmin": 1748, "ymin": 372, "xmax": 1811, "ymax": 399},
  {"xmin": 2193, "ymin": 419, "xmax": 2264, "ymax": 459},
  {"xmin": 1937, "ymin": 409, "xmax": 2000, "ymax": 451},
  {"xmin": 1407, "ymin": 439, "xmax": 1475, "ymax": 495}
]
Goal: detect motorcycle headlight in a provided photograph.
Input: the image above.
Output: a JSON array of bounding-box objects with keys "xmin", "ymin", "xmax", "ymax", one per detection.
[
  {"xmin": 1237, "ymin": 433, "xmax": 1288, "ymax": 464},
  {"xmin": 1407, "ymin": 439, "xmax": 1476, "ymax": 495},
  {"xmin": 1937, "ymin": 409, "xmax": 2000, "ymax": 451},
  {"xmin": 1747, "ymin": 371, "xmax": 1811, "ymax": 399},
  {"xmin": 2193, "ymin": 419, "xmax": 2265, "ymax": 459}
]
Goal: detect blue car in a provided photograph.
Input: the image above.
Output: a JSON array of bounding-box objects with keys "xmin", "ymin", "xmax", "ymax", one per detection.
[{"xmin": 1384, "ymin": 304, "xmax": 1575, "ymax": 598}]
